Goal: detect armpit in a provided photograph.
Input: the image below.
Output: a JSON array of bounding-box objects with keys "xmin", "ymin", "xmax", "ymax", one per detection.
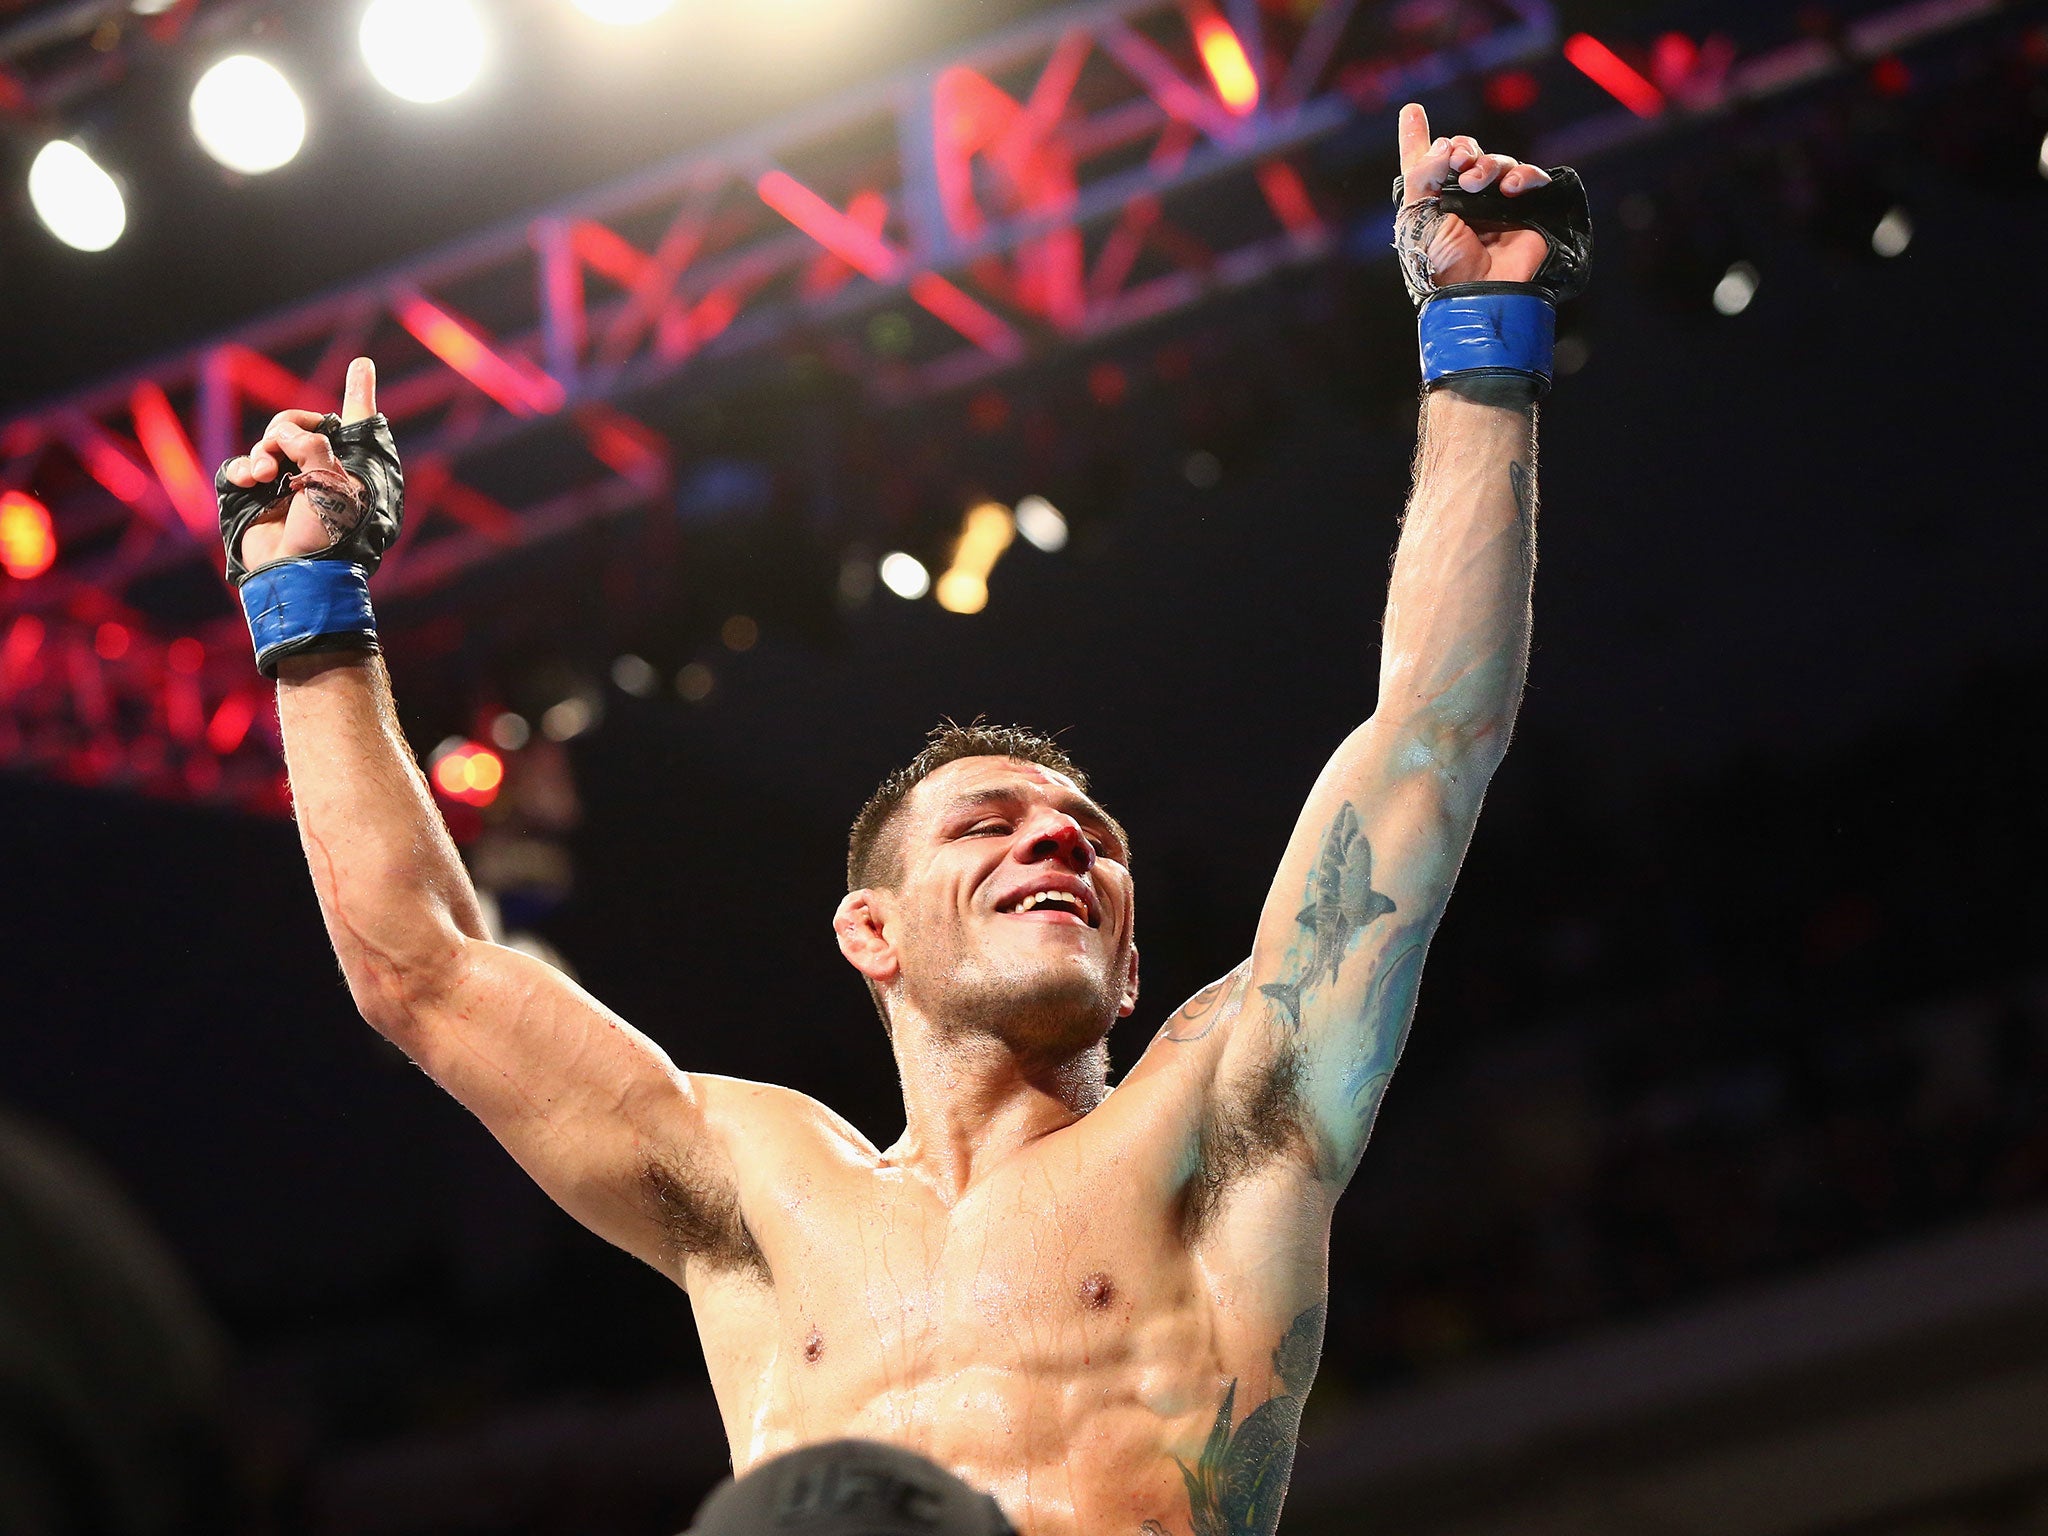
[
  {"xmin": 641, "ymin": 1149, "xmax": 771, "ymax": 1284},
  {"xmin": 1180, "ymin": 1041, "xmax": 1318, "ymax": 1241}
]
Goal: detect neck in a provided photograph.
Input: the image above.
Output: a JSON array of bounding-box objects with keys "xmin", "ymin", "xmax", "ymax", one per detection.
[{"xmin": 883, "ymin": 1006, "xmax": 1109, "ymax": 1201}]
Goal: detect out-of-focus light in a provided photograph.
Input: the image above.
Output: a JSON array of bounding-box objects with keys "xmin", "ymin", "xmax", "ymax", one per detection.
[
  {"xmin": 430, "ymin": 738, "xmax": 505, "ymax": 807},
  {"xmin": 167, "ymin": 637, "xmax": 206, "ymax": 675},
  {"xmin": 1712, "ymin": 261, "xmax": 1759, "ymax": 315},
  {"xmin": 1190, "ymin": 8, "xmax": 1258, "ymax": 116},
  {"xmin": 571, "ymin": 0, "xmax": 675, "ymax": 22},
  {"xmin": 934, "ymin": 571, "xmax": 987, "ymax": 615},
  {"xmin": 360, "ymin": 0, "xmax": 486, "ymax": 104},
  {"xmin": 28, "ymin": 141, "xmax": 126, "ymax": 252},
  {"xmin": 837, "ymin": 551, "xmax": 876, "ymax": 608},
  {"xmin": 1555, "ymin": 334, "xmax": 1591, "ymax": 376},
  {"xmin": 1014, "ymin": 495, "xmax": 1068, "ymax": 553},
  {"xmin": 1871, "ymin": 206, "xmax": 1912, "ymax": 258},
  {"xmin": 610, "ymin": 653, "xmax": 659, "ymax": 697},
  {"xmin": 205, "ymin": 692, "xmax": 257, "ymax": 755},
  {"xmin": 94, "ymin": 622, "xmax": 130, "ymax": 661},
  {"xmin": 1183, "ymin": 450, "xmax": 1222, "ymax": 489},
  {"xmin": 936, "ymin": 502, "xmax": 1015, "ymax": 616},
  {"xmin": 2036, "ymin": 131, "xmax": 2046, "ymax": 179},
  {"xmin": 190, "ymin": 55, "xmax": 307, "ymax": 174},
  {"xmin": 676, "ymin": 662, "xmax": 714, "ymax": 703},
  {"xmin": 1484, "ymin": 69, "xmax": 1540, "ymax": 114},
  {"xmin": 488, "ymin": 711, "xmax": 531, "ymax": 750},
  {"xmin": 541, "ymin": 694, "xmax": 599, "ymax": 741},
  {"xmin": 0, "ymin": 492, "xmax": 57, "ymax": 579},
  {"xmin": 721, "ymin": 615, "xmax": 759, "ymax": 652},
  {"xmin": 1563, "ymin": 33, "xmax": 1665, "ymax": 118},
  {"xmin": 879, "ymin": 552, "xmax": 930, "ymax": 600}
]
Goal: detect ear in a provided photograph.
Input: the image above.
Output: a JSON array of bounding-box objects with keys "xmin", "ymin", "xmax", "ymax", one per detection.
[
  {"xmin": 1116, "ymin": 942, "xmax": 1141, "ymax": 1018},
  {"xmin": 834, "ymin": 889, "xmax": 898, "ymax": 985}
]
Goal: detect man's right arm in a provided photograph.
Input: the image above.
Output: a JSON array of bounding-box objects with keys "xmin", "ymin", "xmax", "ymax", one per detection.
[{"xmin": 276, "ymin": 650, "xmax": 762, "ymax": 1281}]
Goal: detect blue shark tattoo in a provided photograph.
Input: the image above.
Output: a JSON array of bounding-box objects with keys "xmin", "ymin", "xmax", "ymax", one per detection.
[{"xmin": 1259, "ymin": 802, "xmax": 1396, "ymax": 1030}]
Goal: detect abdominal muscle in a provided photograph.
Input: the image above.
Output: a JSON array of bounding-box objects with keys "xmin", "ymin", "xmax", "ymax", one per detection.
[{"xmin": 704, "ymin": 1265, "xmax": 1233, "ymax": 1535}]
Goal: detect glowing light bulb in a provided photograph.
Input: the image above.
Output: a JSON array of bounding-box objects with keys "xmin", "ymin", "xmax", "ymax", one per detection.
[
  {"xmin": 28, "ymin": 140, "xmax": 126, "ymax": 252},
  {"xmin": 359, "ymin": 0, "xmax": 486, "ymax": 104},
  {"xmin": 190, "ymin": 55, "xmax": 307, "ymax": 174}
]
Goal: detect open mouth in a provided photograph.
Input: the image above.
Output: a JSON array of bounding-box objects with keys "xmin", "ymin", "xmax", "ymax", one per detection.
[{"xmin": 996, "ymin": 888, "xmax": 1098, "ymax": 928}]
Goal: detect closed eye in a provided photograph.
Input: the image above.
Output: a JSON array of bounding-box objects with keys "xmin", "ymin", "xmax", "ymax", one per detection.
[{"xmin": 965, "ymin": 821, "xmax": 1011, "ymax": 837}]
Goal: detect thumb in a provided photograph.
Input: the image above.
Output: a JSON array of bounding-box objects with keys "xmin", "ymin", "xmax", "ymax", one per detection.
[{"xmin": 340, "ymin": 356, "xmax": 377, "ymax": 426}]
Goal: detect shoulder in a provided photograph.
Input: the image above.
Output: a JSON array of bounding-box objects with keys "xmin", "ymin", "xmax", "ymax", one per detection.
[{"xmin": 691, "ymin": 1074, "xmax": 879, "ymax": 1171}]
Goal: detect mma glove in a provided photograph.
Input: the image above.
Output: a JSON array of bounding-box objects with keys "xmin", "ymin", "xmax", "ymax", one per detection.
[
  {"xmin": 215, "ymin": 413, "xmax": 405, "ymax": 678},
  {"xmin": 1391, "ymin": 168, "xmax": 1594, "ymax": 396}
]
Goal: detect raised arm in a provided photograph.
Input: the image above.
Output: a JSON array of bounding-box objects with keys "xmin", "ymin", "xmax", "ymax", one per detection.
[
  {"xmin": 1189, "ymin": 106, "xmax": 1577, "ymax": 1187},
  {"xmin": 224, "ymin": 361, "xmax": 758, "ymax": 1284}
]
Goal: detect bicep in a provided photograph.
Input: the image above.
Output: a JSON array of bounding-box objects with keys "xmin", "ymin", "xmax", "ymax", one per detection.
[
  {"xmin": 1221, "ymin": 716, "xmax": 1488, "ymax": 1182},
  {"xmin": 400, "ymin": 938, "xmax": 729, "ymax": 1272}
]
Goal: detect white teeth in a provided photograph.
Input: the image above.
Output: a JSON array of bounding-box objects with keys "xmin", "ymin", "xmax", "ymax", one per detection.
[{"xmin": 1015, "ymin": 890, "xmax": 1086, "ymax": 917}]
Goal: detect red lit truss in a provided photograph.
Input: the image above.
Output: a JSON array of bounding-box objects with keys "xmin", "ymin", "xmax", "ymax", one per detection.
[
  {"xmin": 1, "ymin": 0, "xmax": 2005, "ymax": 810},
  {"xmin": 3, "ymin": 0, "xmax": 1566, "ymax": 807}
]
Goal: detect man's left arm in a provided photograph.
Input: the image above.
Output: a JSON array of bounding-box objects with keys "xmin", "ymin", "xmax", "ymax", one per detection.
[{"xmin": 1206, "ymin": 108, "xmax": 1569, "ymax": 1185}]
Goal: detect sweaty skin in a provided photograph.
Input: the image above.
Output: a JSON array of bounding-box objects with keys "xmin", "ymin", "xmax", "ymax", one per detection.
[{"xmin": 242, "ymin": 106, "xmax": 1542, "ymax": 1535}]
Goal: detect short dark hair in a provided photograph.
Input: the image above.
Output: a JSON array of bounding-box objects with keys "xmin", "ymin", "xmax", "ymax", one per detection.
[{"xmin": 847, "ymin": 721, "xmax": 1097, "ymax": 891}]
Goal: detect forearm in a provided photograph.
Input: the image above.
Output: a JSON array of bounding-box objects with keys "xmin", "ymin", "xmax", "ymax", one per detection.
[
  {"xmin": 1376, "ymin": 378, "xmax": 1538, "ymax": 769},
  {"xmin": 277, "ymin": 652, "xmax": 491, "ymax": 1031}
]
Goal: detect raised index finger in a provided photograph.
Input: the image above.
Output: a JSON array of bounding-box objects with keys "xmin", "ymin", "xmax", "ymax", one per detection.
[
  {"xmin": 1397, "ymin": 102, "xmax": 1431, "ymax": 167},
  {"xmin": 340, "ymin": 356, "xmax": 377, "ymax": 426}
]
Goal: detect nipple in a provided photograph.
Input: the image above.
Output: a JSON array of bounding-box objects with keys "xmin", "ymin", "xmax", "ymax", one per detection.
[
  {"xmin": 1078, "ymin": 1271, "xmax": 1116, "ymax": 1311},
  {"xmin": 802, "ymin": 1327, "xmax": 824, "ymax": 1364}
]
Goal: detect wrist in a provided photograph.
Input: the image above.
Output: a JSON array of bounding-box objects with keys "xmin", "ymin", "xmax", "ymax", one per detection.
[
  {"xmin": 275, "ymin": 650, "xmax": 377, "ymax": 685},
  {"xmin": 1432, "ymin": 375, "xmax": 1540, "ymax": 411},
  {"xmin": 1417, "ymin": 284, "xmax": 1555, "ymax": 397},
  {"xmin": 237, "ymin": 557, "xmax": 379, "ymax": 679}
]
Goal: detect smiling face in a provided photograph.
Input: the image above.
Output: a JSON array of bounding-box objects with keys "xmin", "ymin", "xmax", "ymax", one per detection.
[{"xmin": 848, "ymin": 755, "xmax": 1139, "ymax": 1061}]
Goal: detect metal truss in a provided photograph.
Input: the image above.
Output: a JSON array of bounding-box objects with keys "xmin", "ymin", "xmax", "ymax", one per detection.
[{"xmin": 1, "ymin": 0, "xmax": 1566, "ymax": 808}]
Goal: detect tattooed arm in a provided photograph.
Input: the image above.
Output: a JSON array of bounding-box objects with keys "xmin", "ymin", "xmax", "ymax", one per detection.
[{"xmin": 1209, "ymin": 375, "xmax": 1538, "ymax": 1184}]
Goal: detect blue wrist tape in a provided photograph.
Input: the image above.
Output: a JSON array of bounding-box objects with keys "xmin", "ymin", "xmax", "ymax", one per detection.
[
  {"xmin": 238, "ymin": 558, "xmax": 379, "ymax": 678},
  {"xmin": 1418, "ymin": 284, "xmax": 1556, "ymax": 394}
]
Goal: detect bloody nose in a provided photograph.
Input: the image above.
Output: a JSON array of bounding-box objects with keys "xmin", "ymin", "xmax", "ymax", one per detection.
[{"xmin": 1028, "ymin": 820, "xmax": 1095, "ymax": 872}]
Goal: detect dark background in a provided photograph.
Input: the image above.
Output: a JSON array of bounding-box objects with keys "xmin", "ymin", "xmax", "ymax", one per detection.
[{"xmin": 4, "ymin": 0, "xmax": 2047, "ymax": 1531}]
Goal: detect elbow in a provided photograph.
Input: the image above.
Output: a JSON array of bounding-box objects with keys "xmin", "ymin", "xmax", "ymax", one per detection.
[
  {"xmin": 1379, "ymin": 661, "xmax": 1524, "ymax": 775},
  {"xmin": 337, "ymin": 932, "xmax": 474, "ymax": 1045}
]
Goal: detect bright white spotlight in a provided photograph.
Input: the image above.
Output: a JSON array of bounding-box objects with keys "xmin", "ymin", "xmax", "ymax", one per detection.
[
  {"xmin": 1014, "ymin": 495, "xmax": 1068, "ymax": 553},
  {"xmin": 879, "ymin": 552, "xmax": 930, "ymax": 600},
  {"xmin": 572, "ymin": 0, "xmax": 676, "ymax": 22},
  {"xmin": 1870, "ymin": 206, "xmax": 1912, "ymax": 259},
  {"xmin": 1712, "ymin": 261, "xmax": 1758, "ymax": 316},
  {"xmin": 190, "ymin": 55, "xmax": 307, "ymax": 174},
  {"xmin": 360, "ymin": 0, "xmax": 486, "ymax": 104},
  {"xmin": 28, "ymin": 140, "xmax": 126, "ymax": 252},
  {"xmin": 2037, "ymin": 130, "xmax": 2047, "ymax": 180}
]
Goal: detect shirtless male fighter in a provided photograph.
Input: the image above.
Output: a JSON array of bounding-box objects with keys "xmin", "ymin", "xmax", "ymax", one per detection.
[{"xmin": 215, "ymin": 107, "xmax": 1586, "ymax": 1534}]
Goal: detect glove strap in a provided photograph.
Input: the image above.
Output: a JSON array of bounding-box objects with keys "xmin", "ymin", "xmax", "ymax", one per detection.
[
  {"xmin": 238, "ymin": 558, "xmax": 380, "ymax": 679},
  {"xmin": 1418, "ymin": 283, "xmax": 1556, "ymax": 395}
]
